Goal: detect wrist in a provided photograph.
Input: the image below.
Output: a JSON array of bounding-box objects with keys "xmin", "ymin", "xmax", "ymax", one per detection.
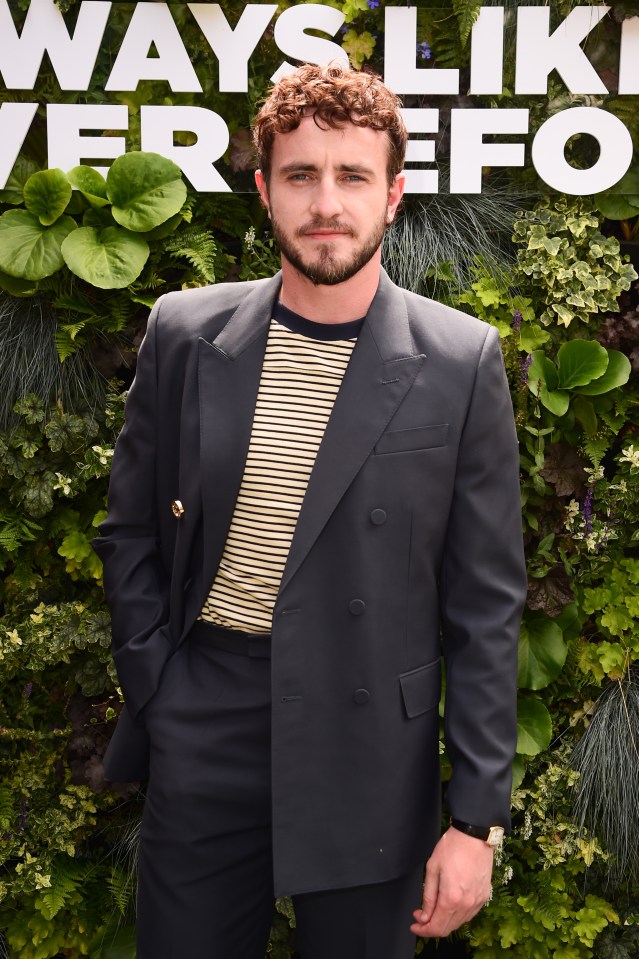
[{"xmin": 450, "ymin": 818, "xmax": 505, "ymax": 847}]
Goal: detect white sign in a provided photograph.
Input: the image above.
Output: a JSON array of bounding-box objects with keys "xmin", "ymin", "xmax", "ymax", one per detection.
[{"xmin": 0, "ymin": 0, "xmax": 636, "ymax": 194}]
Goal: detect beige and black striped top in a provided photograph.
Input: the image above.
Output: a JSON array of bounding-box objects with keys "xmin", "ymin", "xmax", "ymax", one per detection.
[{"xmin": 199, "ymin": 303, "xmax": 363, "ymax": 633}]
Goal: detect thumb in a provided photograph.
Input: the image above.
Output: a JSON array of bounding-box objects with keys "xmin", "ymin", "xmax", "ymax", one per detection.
[{"xmin": 420, "ymin": 859, "xmax": 440, "ymax": 923}]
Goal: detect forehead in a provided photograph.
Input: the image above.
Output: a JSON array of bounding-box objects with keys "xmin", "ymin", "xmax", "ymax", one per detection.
[{"xmin": 269, "ymin": 116, "xmax": 390, "ymax": 173}]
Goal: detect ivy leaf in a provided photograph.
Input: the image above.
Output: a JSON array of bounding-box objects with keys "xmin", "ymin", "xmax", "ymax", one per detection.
[
  {"xmin": 518, "ymin": 611, "xmax": 567, "ymax": 690},
  {"xmin": 0, "ymin": 210, "xmax": 76, "ymax": 280},
  {"xmin": 516, "ymin": 697, "xmax": 553, "ymax": 755},
  {"xmin": 23, "ymin": 169, "xmax": 73, "ymax": 226},
  {"xmin": 107, "ymin": 152, "xmax": 187, "ymax": 233}
]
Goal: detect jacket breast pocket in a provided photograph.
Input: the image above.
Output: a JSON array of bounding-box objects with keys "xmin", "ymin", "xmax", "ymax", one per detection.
[
  {"xmin": 375, "ymin": 424, "xmax": 449, "ymax": 455},
  {"xmin": 399, "ymin": 659, "xmax": 441, "ymax": 719}
]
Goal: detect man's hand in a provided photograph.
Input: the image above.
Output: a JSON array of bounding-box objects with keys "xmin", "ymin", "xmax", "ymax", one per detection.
[{"xmin": 410, "ymin": 825, "xmax": 494, "ymax": 938}]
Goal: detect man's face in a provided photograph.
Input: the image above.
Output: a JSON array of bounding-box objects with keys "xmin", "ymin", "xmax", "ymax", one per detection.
[{"xmin": 255, "ymin": 117, "xmax": 404, "ymax": 287}]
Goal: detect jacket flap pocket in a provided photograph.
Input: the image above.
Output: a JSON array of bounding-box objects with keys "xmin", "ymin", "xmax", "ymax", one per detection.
[
  {"xmin": 375, "ymin": 424, "xmax": 449, "ymax": 455},
  {"xmin": 400, "ymin": 659, "xmax": 441, "ymax": 719}
]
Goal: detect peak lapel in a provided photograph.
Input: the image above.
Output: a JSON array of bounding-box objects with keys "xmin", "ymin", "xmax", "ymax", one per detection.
[{"xmin": 279, "ymin": 272, "xmax": 425, "ymax": 594}]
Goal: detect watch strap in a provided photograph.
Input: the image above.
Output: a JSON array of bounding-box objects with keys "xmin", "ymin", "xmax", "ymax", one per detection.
[{"xmin": 450, "ymin": 818, "xmax": 492, "ymax": 841}]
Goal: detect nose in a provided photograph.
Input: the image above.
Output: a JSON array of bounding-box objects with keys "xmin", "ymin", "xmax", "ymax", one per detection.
[{"xmin": 309, "ymin": 176, "xmax": 344, "ymax": 221}]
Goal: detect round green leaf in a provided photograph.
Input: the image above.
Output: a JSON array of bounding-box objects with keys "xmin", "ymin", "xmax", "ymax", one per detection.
[
  {"xmin": 557, "ymin": 339, "xmax": 608, "ymax": 389},
  {"xmin": 67, "ymin": 165, "xmax": 109, "ymax": 208},
  {"xmin": 539, "ymin": 386, "xmax": 570, "ymax": 417},
  {"xmin": 528, "ymin": 350, "xmax": 559, "ymax": 393},
  {"xmin": 577, "ymin": 350, "xmax": 631, "ymax": 395},
  {"xmin": 511, "ymin": 754, "xmax": 526, "ymax": 791},
  {"xmin": 61, "ymin": 226, "xmax": 149, "ymax": 289},
  {"xmin": 0, "ymin": 155, "xmax": 40, "ymax": 205},
  {"xmin": 107, "ymin": 152, "xmax": 187, "ymax": 232},
  {"xmin": 596, "ymin": 169, "xmax": 639, "ymax": 219},
  {"xmin": 0, "ymin": 269, "xmax": 38, "ymax": 296},
  {"xmin": 572, "ymin": 395, "xmax": 598, "ymax": 436},
  {"xmin": 83, "ymin": 207, "xmax": 115, "ymax": 231},
  {"xmin": 518, "ymin": 612, "xmax": 567, "ymax": 690},
  {"xmin": 516, "ymin": 698, "xmax": 553, "ymax": 756},
  {"xmin": 0, "ymin": 209, "xmax": 76, "ymax": 279},
  {"xmin": 595, "ymin": 193, "xmax": 639, "ymax": 221},
  {"xmin": 23, "ymin": 169, "xmax": 72, "ymax": 226}
]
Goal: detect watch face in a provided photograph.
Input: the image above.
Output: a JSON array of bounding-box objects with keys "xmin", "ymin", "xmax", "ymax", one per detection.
[{"xmin": 487, "ymin": 826, "xmax": 505, "ymax": 847}]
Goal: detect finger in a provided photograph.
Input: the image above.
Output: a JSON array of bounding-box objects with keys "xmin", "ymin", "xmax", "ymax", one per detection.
[{"xmin": 418, "ymin": 863, "xmax": 440, "ymax": 924}]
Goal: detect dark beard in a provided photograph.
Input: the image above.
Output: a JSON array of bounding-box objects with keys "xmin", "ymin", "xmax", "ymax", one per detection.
[{"xmin": 269, "ymin": 213, "xmax": 386, "ymax": 286}]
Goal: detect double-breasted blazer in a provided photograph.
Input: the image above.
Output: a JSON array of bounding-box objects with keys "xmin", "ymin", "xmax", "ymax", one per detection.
[{"xmin": 94, "ymin": 269, "xmax": 527, "ymax": 896}]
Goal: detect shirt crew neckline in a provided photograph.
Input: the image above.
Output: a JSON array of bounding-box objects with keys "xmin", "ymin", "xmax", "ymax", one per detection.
[{"xmin": 273, "ymin": 301, "xmax": 365, "ymax": 341}]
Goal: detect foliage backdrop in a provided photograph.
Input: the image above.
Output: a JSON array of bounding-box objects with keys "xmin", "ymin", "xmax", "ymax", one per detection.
[{"xmin": 0, "ymin": 1, "xmax": 638, "ymax": 957}]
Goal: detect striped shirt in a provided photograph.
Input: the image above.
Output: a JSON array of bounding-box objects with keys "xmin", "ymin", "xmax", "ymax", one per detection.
[{"xmin": 199, "ymin": 303, "xmax": 363, "ymax": 633}]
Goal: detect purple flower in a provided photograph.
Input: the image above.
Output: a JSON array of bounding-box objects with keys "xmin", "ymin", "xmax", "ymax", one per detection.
[
  {"xmin": 417, "ymin": 41, "xmax": 432, "ymax": 60},
  {"xmin": 367, "ymin": 0, "xmax": 380, "ymax": 8},
  {"xmin": 18, "ymin": 800, "xmax": 29, "ymax": 831},
  {"xmin": 512, "ymin": 310, "xmax": 523, "ymax": 332},
  {"xmin": 22, "ymin": 682, "xmax": 33, "ymax": 700},
  {"xmin": 582, "ymin": 487, "xmax": 594, "ymax": 534},
  {"xmin": 520, "ymin": 353, "xmax": 532, "ymax": 385}
]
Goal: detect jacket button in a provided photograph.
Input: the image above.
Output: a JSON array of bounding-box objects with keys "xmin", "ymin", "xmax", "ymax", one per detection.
[
  {"xmin": 353, "ymin": 688, "xmax": 370, "ymax": 705},
  {"xmin": 370, "ymin": 509, "xmax": 387, "ymax": 525},
  {"xmin": 171, "ymin": 499, "xmax": 185, "ymax": 518},
  {"xmin": 348, "ymin": 599, "xmax": 366, "ymax": 616}
]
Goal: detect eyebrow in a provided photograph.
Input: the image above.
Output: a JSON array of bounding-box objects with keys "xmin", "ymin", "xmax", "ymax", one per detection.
[{"xmin": 277, "ymin": 162, "xmax": 376, "ymax": 176}]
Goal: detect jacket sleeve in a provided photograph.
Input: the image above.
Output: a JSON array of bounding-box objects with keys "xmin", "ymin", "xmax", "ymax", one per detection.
[
  {"xmin": 440, "ymin": 325, "xmax": 527, "ymax": 829},
  {"xmin": 93, "ymin": 297, "xmax": 173, "ymax": 718}
]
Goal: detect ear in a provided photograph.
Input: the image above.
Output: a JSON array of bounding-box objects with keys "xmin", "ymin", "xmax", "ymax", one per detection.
[
  {"xmin": 255, "ymin": 170, "xmax": 269, "ymax": 214},
  {"xmin": 386, "ymin": 172, "xmax": 406, "ymax": 224}
]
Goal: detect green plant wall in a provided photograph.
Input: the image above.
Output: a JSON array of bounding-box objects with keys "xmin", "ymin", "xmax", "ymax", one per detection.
[{"xmin": 1, "ymin": 1, "xmax": 639, "ymax": 957}]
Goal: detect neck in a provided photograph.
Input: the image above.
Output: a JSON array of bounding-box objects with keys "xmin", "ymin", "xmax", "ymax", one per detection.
[{"xmin": 278, "ymin": 251, "xmax": 381, "ymax": 324}]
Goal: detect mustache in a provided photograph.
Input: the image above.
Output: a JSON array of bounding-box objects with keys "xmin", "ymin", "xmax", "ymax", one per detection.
[{"xmin": 296, "ymin": 219, "xmax": 355, "ymax": 237}]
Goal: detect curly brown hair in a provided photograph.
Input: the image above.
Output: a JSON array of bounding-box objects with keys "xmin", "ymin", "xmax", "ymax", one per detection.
[{"xmin": 253, "ymin": 62, "xmax": 407, "ymax": 185}]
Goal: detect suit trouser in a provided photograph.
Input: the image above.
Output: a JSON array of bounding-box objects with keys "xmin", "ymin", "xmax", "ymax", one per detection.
[{"xmin": 137, "ymin": 621, "xmax": 422, "ymax": 959}]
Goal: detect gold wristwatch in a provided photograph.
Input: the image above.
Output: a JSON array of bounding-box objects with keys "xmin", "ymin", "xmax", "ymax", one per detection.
[{"xmin": 450, "ymin": 818, "xmax": 505, "ymax": 847}]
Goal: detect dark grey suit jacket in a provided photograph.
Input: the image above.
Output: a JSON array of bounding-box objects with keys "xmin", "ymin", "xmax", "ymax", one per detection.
[{"xmin": 94, "ymin": 269, "xmax": 527, "ymax": 896}]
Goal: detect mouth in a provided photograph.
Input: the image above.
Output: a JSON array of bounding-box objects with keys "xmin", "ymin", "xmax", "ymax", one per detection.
[{"xmin": 298, "ymin": 223, "xmax": 353, "ymax": 240}]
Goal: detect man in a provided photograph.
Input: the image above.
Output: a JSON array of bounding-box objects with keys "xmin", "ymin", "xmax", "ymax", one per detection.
[{"xmin": 94, "ymin": 63, "xmax": 527, "ymax": 959}]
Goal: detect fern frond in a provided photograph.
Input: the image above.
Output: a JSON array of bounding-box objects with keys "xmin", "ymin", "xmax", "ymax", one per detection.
[
  {"xmin": 107, "ymin": 864, "xmax": 136, "ymax": 916},
  {"xmin": 36, "ymin": 856, "xmax": 89, "ymax": 921},
  {"xmin": 452, "ymin": 0, "xmax": 482, "ymax": 47},
  {"xmin": 582, "ymin": 436, "xmax": 611, "ymax": 468},
  {"xmin": 0, "ymin": 513, "xmax": 42, "ymax": 551},
  {"xmin": 165, "ymin": 229, "xmax": 218, "ymax": 284}
]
